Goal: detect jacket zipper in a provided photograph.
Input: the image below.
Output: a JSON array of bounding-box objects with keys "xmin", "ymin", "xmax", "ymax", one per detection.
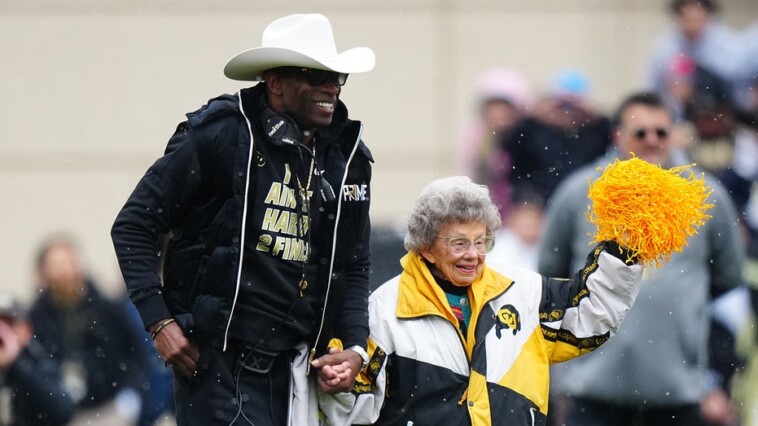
[
  {"xmin": 306, "ymin": 123, "xmax": 364, "ymax": 374},
  {"xmin": 457, "ymin": 283, "xmax": 514, "ymax": 407},
  {"xmin": 222, "ymin": 91, "xmax": 256, "ymax": 351}
]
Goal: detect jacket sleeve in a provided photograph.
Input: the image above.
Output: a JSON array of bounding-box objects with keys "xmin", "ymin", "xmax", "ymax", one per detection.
[
  {"xmin": 337, "ymin": 269, "xmax": 371, "ymax": 349},
  {"xmin": 335, "ymin": 222, "xmax": 371, "ymax": 349},
  {"xmin": 540, "ymin": 241, "xmax": 644, "ymax": 363},
  {"xmin": 319, "ymin": 336, "xmax": 389, "ymax": 425},
  {"xmin": 334, "ymin": 145, "xmax": 373, "ymax": 349},
  {"xmin": 111, "ymin": 122, "xmax": 206, "ymax": 329}
]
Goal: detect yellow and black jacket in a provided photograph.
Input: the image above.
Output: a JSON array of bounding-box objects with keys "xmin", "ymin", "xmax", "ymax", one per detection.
[{"xmin": 320, "ymin": 241, "xmax": 643, "ymax": 426}]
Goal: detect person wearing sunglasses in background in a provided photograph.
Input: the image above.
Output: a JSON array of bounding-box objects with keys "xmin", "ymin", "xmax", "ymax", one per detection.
[
  {"xmin": 539, "ymin": 92, "xmax": 746, "ymax": 426},
  {"xmin": 319, "ymin": 175, "xmax": 645, "ymax": 425},
  {"xmin": 111, "ymin": 13, "xmax": 375, "ymax": 426}
]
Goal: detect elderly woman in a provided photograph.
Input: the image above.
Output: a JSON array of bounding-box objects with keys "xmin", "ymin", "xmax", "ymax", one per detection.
[{"xmin": 319, "ymin": 176, "xmax": 643, "ymax": 425}]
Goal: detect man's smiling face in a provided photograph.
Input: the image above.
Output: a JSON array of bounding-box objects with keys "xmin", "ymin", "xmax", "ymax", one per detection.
[{"xmin": 267, "ymin": 67, "xmax": 344, "ymax": 132}]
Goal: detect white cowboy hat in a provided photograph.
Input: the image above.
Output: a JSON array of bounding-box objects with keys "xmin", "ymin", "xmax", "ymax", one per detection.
[{"xmin": 224, "ymin": 13, "xmax": 376, "ymax": 81}]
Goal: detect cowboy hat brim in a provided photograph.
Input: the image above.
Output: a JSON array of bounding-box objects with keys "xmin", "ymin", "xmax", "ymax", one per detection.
[{"xmin": 224, "ymin": 46, "xmax": 375, "ymax": 81}]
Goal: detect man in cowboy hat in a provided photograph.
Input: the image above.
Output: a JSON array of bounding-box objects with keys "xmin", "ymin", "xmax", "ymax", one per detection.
[{"xmin": 112, "ymin": 13, "xmax": 375, "ymax": 425}]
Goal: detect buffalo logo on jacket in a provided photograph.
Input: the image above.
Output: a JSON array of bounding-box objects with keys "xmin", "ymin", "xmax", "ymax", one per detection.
[{"xmin": 495, "ymin": 304, "xmax": 521, "ymax": 338}]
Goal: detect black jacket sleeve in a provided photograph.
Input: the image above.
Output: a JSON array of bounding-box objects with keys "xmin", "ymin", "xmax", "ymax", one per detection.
[
  {"xmin": 333, "ymin": 140, "xmax": 372, "ymax": 350},
  {"xmin": 337, "ymin": 220, "xmax": 371, "ymax": 349},
  {"xmin": 111, "ymin": 122, "xmax": 206, "ymax": 329}
]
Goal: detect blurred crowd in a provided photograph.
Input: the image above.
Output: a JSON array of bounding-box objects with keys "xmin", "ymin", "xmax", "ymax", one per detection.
[
  {"xmin": 0, "ymin": 235, "xmax": 174, "ymax": 426},
  {"xmin": 453, "ymin": 0, "xmax": 758, "ymax": 425}
]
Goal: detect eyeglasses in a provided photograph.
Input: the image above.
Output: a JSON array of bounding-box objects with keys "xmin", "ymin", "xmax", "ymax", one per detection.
[
  {"xmin": 437, "ymin": 236, "xmax": 495, "ymax": 255},
  {"xmin": 279, "ymin": 67, "xmax": 349, "ymax": 87},
  {"xmin": 631, "ymin": 127, "xmax": 669, "ymax": 140}
]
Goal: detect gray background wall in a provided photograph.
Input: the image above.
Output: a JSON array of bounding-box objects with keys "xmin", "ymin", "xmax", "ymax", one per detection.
[{"xmin": 2, "ymin": 0, "xmax": 756, "ymax": 301}]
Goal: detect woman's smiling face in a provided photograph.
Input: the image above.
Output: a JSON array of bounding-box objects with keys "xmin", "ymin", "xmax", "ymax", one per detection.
[{"xmin": 420, "ymin": 220, "xmax": 488, "ymax": 287}]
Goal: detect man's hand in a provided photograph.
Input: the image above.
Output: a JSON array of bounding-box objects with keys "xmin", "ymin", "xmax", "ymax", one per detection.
[
  {"xmin": 150, "ymin": 320, "xmax": 199, "ymax": 379},
  {"xmin": 311, "ymin": 347, "xmax": 363, "ymax": 394}
]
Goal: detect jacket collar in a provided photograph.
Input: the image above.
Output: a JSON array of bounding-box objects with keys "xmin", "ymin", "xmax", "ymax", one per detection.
[{"xmin": 396, "ymin": 252, "xmax": 514, "ymax": 323}]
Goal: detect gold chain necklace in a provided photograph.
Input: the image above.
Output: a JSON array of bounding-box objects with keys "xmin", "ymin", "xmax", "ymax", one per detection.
[
  {"xmin": 296, "ymin": 143, "xmax": 316, "ymax": 212},
  {"xmin": 295, "ymin": 141, "xmax": 316, "ymax": 297}
]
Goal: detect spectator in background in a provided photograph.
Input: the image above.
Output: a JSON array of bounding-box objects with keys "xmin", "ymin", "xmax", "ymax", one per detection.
[
  {"xmin": 457, "ymin": 67, "xmax": 532, "ymax": 217},
  {"xmin": 502, "ymin": 69, "xmax": 611, "ymax": 207},
  {"xmin": 659, "ymin": 53, "xmax": 698, "ymax": 121},
  {"xmin": 0, "ymin": 292, "xmax": 75, "ymax": 426},
  {"xmin": 649, "ymin": 1, "xmax": 758, "ymax": 216},
  {"xmin": 736, "ymin": 24, "xmax": 758, "ymax": 112},
  {"xmin": 679, "ymin": 65, "xmax": 758, "ymax": 227},
  {"xmin": 730, "ymin": 70, "xmax": 758, "ymax": 232},
  {"xmin": 30, "ymin": 235, "xmax": 148, "ymax": 426},
  {"xmin": 649, "ymin": 0, "xmax": 745, "ymax": 109},
  {"xmin": 539, "ymin": 92, "xmax": 745, "ymax": 426},
  {"xmin": 683, "ymin": 65, "xmax": 736, "ymax": 174},
  {"xmin": 650, "ymin": 27, "xmax": 758, "ymax": 235}
]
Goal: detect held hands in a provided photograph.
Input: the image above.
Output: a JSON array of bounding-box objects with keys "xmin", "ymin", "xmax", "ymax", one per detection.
[
  {"xmin": 149, "ymin": 317, "xmax": 364, "ymax": 389},
  {"xmin": 150, "ymin": 319, "xmax": 199, "ymax": 379},
  {"xmin": 311, "ymin": 346, "xmax": 363, "ymax": 394}
]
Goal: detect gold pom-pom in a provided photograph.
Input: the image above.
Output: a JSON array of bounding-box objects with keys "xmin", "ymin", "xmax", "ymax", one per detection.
[{"xmin": 587, "ymin": 157, "xmax": 714, "ymax": 267}]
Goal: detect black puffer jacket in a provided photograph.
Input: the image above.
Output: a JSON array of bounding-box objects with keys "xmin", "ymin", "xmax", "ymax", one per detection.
[{"xmin": 111, "ymin": 84, "xmax": 373, "ymax": 354}]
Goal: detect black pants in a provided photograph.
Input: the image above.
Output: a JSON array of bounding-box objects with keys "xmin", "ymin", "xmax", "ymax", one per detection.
[
  {"xmin": 174, "ymin": 344, "xmax": 291, "ymax": 426},
  {"xmin": 564, "ymin": 396, "xmax": 702, "ymax": 426}
]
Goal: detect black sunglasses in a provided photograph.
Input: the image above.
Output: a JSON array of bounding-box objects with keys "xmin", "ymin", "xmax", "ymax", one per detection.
[
  {"xmin": 278, "ymin": 67, "xmax": 348, "ymax": 87},
  {"xmin": 632, "ymin": 127, "xmax": 669, "ymax": 140}
]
